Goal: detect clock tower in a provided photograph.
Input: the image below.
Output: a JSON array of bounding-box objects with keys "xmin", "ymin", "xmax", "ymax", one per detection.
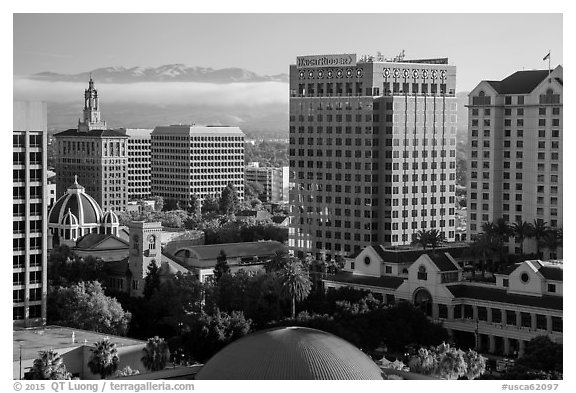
[
  {"xmin": 128, "ymin": 221, "xmax": 162, "ymax": 297},
  {"xmin": 78, "ymin": 74, "xmax": 107, "ymax": 132}
]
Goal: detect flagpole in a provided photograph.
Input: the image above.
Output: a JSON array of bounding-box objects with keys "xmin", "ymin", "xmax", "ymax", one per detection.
[{"xmin": 548, "ymin": 49, "xmax": 551, "ymax": 77}]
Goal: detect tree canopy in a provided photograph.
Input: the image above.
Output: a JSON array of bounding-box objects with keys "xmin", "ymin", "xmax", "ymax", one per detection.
[
  {"xmin": 219, "ymin": 183, "xmax": 240, "ymax": 215},
  {"xmin": 48, "ymin": 281, "xmax": 131, "ymax": 336}
]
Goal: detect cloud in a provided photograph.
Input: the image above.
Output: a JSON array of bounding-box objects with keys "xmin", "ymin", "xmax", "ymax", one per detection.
[{"xmin": 13, "ymin": 78, "xmax": 289, "ymax": 107}]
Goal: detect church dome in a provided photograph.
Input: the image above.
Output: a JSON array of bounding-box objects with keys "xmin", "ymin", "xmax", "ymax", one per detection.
[
  {"xmin": 60, "ymin": 209, "xmax": 79, "ymax": 226},
  {"xmin": 195, "ymin": 327, "xmax": 384, "ymax": 380},
  {"xmin": 48, "ymin": 178, "xmax": 103, "ymax": 226},
  {"xmin": 102, "ymin": 210, "xmax": 119, "ymax": 225}
]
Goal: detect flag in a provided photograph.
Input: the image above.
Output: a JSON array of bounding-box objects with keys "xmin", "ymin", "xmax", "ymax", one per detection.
[{"xmin": 543, "ymin": 52, "xmax": 550, "ymax": 61}]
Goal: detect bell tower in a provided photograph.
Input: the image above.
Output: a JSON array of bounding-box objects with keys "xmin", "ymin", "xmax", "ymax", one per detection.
[
  {"xmin": 78, "ymin": 74, "xmax": 107, "ymax": 132},
  {"xmin": 127, "ymin": 221, "xmax": 162, "ymax": 297}
]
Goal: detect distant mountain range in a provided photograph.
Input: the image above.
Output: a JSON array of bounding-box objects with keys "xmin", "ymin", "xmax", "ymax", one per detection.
[
  {"xmin": 23, "ymin": 64, "xmax": 469, "ymax": 140},
  {"xmin": 30, "ymin": 64, "xmax": 289, "ymax": 84}
]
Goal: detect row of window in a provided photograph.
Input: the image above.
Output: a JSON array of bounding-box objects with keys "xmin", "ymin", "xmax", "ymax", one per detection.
[
  {"xmin": 13, "ymin": 254, "xmax": 43, "ymax": 268},
  {"xmin": 13, "ymin": 305, "xmax": 42, "ymax": 320},
  {"xmin": 152, "ymin": 136, "xmax": 244, "ymax": 141},
  {"xmin": 13, "ymin": 288, "xmax": 43, "ymax": 302},
  {"xmin": 13, "ymin": 271, "xmax": 42, "ymax": 285},
  {"xmin": 13, "ymin": 134, "xmax": 43, "ymax": 148}
]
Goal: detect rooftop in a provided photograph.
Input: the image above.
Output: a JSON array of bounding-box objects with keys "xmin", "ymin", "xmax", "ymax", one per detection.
[
  {"xmin": 446, "ymin": 285, "xmax": 562, "ymax": 310},
  {"xmin": 486, "ymin": 70, "xmax": 551, "ymax": 94},
  {"xmin": 54, "ymin": 128, "xmax": 128, "ymax": 138},
  {"xmin": 13, "ymin": 325, "xmax": 144, "ymax": 361},
  {"xmin": 324, "ymin": 272, "xmax": 405, "ymax": 290},
  {"xmin": 152, "ymin": 125, "xmax": 245, "ymax": 136},
  {"xmin": 176, "ymin": 241, "xmax": 285, "ymax": 261}
]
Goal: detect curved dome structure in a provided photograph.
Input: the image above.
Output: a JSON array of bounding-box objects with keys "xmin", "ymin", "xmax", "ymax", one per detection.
[
  {"xmin": 47, "ymin": 176, "xmax": 115, "ymax": 248},
  {"xmin": 102, "ymin": 210, "xmax": 119, "ymax": 225},
  {"xmin": 195, "ymin": 327, "xmax": 384, "ymax": 380},
  {"xmin": 60, "ymin": 209, "xmax": 79, "ymax": 227},
  {"xmin": 48, "ymin": 178, "xmax": 103, "ymax": 226}
]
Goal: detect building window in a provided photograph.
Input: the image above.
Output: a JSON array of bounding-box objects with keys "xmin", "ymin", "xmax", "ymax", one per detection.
[
  {"xmin": 548, "ymin": 284, "xmax": 556, "ymax": 293},
  {"xmin": 536, "ymin": 314, "xmax": 547, "ymax": 330},
  {"xmin": 552, "ymin": 317, "xmax": 562, "ymax": 332},
  {"xmin": 417, "ymin": 265, "xmax": 427, "ymax": 280},
  {"xmin": 503, "ymin": 279, "xmax": 509, "ymax": 287},
  {"xmin": 506, "ymin": 310, "xmax": 517, "ymax": 326},
  {"xmin": 492, "ymin": 308, "xmax": 502, "ymax": 323}
]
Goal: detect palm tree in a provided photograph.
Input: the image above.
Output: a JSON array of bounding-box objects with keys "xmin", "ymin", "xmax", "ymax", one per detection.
[
  {"xmin": 266, "ymin": 249, "xmax": 290, "ymax": 273},
  {"xmin": 27, "ymin": 349, "xmax": 71, "ymax": 380},
  {"xmin": 277, "ymin": 260, "xmax": 312, "ymax": 319},
  {"xmin": 428, "ymin": 229, "xmax": 446, "ymax": 251},
  {"xmin": 469, "ymin": 233, "xmax": 500, "ymax": 278},
  {"xmin": 511, "ymin": 220, "xmax": 535, "ymax": 256},
  {"xmin": 532, "ymin": 220, "xmax": 550, "ymax": 258},
  {"xmin": 544, "ymin": 227, "xmax": 563, "ymax": 258},
  {"xmin": 411, "ymin": 230, "xmax": 430, "ymax": 250},
  {"xmin": 87, "ymin": 339, "xmax": 119, "ymax": 379},
  {"xmin": 141, "ymin": 336, "xmax": 170, "ymax": 372},
  {"xmin": 493, "ymin": 218, "xmax": 512, "ymax": 264}
]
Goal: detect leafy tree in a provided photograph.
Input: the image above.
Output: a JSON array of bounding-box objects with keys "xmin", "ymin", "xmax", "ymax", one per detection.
[
  {"xmin": 515, "ymin": 336, "xmax": 562, "ymax": 373},
  {"xmin": 201, "ymin": 194, "xmax": 220, "ymax": 215},
  {"xmin": 141, "ymin": 336, "xmax": 171, "ymax": 372},
  {"xmin": 48, "ymin": 281, "xmax": 131, "ymax": 336},
  {"xmin": 163, "ymin": 198, "xmax": 179, "ymax": 212},
  {"xmin": 147, "ymin": 272, "xmax": 204, "ymax": 336},
  {"xmin": 186, "ymin": 194, "xmax": 202, "ymax": 217},
  {"xmin": 143, "ymin": 260, "xmax": 161, "ymax": 300},
  {"xmin": 114, "ymin": 366, "xmax": 140, "ymax": 377},
  {"xmin": 219, "ymin": 183, "xmax": 240, "ymax": 215},
  {"xmin": 276, "ymin": 260, "xmax": 312, "ymax": 319},
  {"xmin": 245, "ymin": 180, "xmax": 265, "ymax": 200},
  {"xmin": 161, "ymin": 212, "xmax": 183, "ymax": 228},
  {"xmin": 408, "ymin": 343, "xmax": 486, "ymax": 380},
  {"xmin": 213, "ymin": 250, "xmax": 230, "ymax": 281},
  {"xmin": 512, "ymin": 220, "xmax": 535, "ymax": 256},
  {"xmin": 48, "ymin": 250, "xmax": 106, "ymax": 287},
  {"xmin": 87, "ymin": 339, "xmax": 119, "ymax": 379},
  {"xmin": 152, "ymin": 196, "xmax": 164, "ymax": 211},
  {"xmin": 182, "ymin": 309, "xmax": 252, "ymax": 362},
  {"xmin": 27, "ymin": 350, "xmax": 72, "ymax": 380}
]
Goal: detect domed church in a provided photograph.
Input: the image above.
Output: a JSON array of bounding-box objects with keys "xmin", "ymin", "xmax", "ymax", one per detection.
[{"xmin": 48, "ymin": 176, "xmax": 119, "ymax": 248}]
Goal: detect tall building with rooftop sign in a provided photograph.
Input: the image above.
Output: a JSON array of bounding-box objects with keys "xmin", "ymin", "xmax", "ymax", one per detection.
[{"xmin": 288, "ymin": 53, "xmax": 458, "ymax": 261}]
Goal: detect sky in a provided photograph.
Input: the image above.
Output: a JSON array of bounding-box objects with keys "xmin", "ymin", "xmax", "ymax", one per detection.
[{"xmin": 14, "ymin": 13, "xmax": 563, "ymax": 92}]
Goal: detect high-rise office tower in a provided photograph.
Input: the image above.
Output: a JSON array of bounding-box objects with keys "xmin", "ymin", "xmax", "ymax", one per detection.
[
  {"xmin": 289, "ymin": 54, "xmax": 458, "ymax": 261},
  {"xmin": 54, "ymin": 77, "xmax": 128, "ymax": 212},
  {"xmin": 151, "ymin": 125, "xmax": 245, "ymax": 206},
  {"xmin": 124, "ymin": 128, "xmax": 153, "ymax": 201},
  {"xmin": 13, "ymin": 101, "xmax": 48, "ymax": 327},
  {"xmin": 467, "ymin": 66, "xmax": 563, "ymax": 258}
]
